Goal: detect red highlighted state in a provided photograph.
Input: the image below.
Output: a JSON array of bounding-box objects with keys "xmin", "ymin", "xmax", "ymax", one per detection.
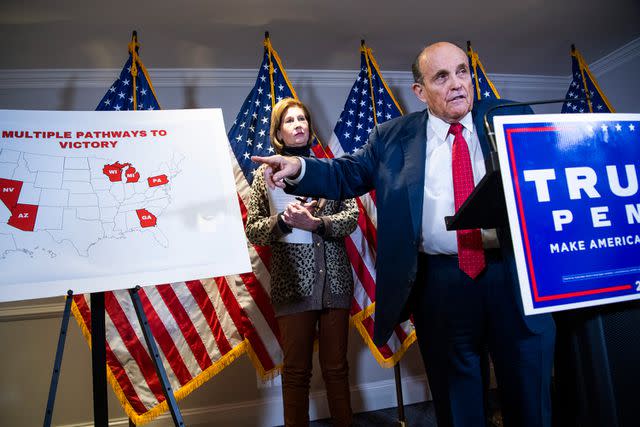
[
  {"xmin": 0, "ymin": 178, "xmax": 23, "ymax": 210},
  {"xmin": 8, "ymin": 203, "xmax": 38, "ymax": 231},
  {"xmin": 102, "ymin": 162, "xmax": 128, "ymax": 182},
  {"xmin": 136, "ymin": 209, "xmax": 157, "ymax": 228},
  {"xmin": 147, "ymin": 174, "xmax": 169, "ymax": 187},
  {"xmin": 125, "ymin": 166, "xmax": 140, "ymax": 183}
]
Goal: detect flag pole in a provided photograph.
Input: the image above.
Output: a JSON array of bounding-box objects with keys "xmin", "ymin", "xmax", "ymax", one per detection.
[
  {"xmin": 572, "ymin": 44, "xmax": 594, "ymax": 113},
  {"xmin": 264, "ymin": 31, "xmax": 277, "ymax": 111},
  {"xmin": 467, "ymin": 40, "xmax": 481, "ymax": 100},
  {"xmin": 362, "ymin": 38, "xmax": 406, "ymax": 425},
  {"xmin": 129, "ymin": 31, "xmax": 139, "ymax": 111},
  {"xmin": 362, "ymin": 41, "xmax": 380, "ymax": 127},
  {"xmin": 394, "ymin": 363, "xmax": 407, "ymax": 427}
]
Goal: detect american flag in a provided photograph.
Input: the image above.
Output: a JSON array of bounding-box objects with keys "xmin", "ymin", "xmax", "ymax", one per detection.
[
  {"xmin": 229, "ymin": 37, "xmax": 301, "ymax": 183},
  {"xmin": 71, "ymin": 34, "xmax": 257, "ymax": 425},
  {"xmin": 95, "ymin": 41, "xmax": 160, "ymax": 112},
  {"xmin": 467, "ymin": 41, "xmax": 501, "ymax": 101},
  {"xmin": 561, "ymin": 46, "xmax": 614, "ymax": 113},
  {"xmin": 312, "ymin": 43, "xmax": 416, "ymax": 366},
  {"xmin": 224, "ymin": 34, "xmax": 312, "ymax": 376}
]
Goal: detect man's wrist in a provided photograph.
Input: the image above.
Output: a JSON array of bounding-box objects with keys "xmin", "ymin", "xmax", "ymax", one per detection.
[{"xmin": 285, "ymin": 157, "xmax": 306, "ymax": 184}]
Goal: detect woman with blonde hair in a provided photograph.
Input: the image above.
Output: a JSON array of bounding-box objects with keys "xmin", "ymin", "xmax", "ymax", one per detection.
[{"xmin": 246, "ymin": 98, "xmax": 358, "ymax": 426}]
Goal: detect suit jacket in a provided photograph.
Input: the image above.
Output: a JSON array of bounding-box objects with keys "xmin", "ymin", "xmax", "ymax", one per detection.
[{"xmin": 293, "ymin": 99, "xmax": 553, "ymax": 346}]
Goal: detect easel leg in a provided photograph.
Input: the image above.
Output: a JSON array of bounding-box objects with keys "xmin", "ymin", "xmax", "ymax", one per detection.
[
  {"xmin": 394, "ymin": 363, "xmax": 407, "ymax": 427},
  {"xmin": 129, "ymin": 286, "xmax": 185, "ymax": 426},
  {"xmin": 91, "ymin": 292, "xmax": 109, "ymax": 427},
  {"xmin": 43, "ymin": 290, "xmax": 73, "ymax": 427}
]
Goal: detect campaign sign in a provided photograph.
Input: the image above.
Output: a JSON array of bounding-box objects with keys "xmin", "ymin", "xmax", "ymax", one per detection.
[{"xmin": 494, "ymin": 113, "xmax": 640, "ymax": 314}]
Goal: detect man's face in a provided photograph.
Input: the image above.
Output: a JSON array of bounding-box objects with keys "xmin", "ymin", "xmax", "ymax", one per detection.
[{"xmin": 412, "ymin": 43, "xmax": 474, "ymax": 123}]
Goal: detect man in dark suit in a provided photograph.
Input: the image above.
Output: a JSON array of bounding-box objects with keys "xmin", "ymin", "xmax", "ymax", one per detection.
[{"xmin": 254, "ymin": 42, "xmax": 555, "ymax": 427}]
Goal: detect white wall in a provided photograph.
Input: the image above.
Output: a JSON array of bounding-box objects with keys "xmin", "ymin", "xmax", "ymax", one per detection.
[
  {"xmin": 0, "ymin": 38, "xmax": 638, "ymax": 427},
  {"xmin": 0, "ymin": 297, "xmax": 429, "ymax": 427}
]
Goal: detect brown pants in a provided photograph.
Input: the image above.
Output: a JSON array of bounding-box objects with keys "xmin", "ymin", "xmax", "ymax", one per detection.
[{"xmin": 277, "ymin": 308, "xmax": 352, "ymax": 427}]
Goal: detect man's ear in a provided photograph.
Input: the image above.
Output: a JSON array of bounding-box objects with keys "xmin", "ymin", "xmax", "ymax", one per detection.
[{"xmin": 412, "ymin": 82, "xmax": 427, "ymax": 103}]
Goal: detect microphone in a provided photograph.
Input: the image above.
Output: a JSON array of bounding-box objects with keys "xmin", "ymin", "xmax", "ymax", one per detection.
[{"xmin": 482, "ymin": 98, "xmax": 588, "ymax": 174}]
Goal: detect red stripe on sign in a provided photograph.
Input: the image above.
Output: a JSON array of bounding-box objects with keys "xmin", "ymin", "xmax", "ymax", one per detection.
[
  {"xmin": 361, "ymin": 315, "xmax": 393, "ymax": 359},
  {"xmin": 186, "ymin": 280, "xmax": 233, "ymax": 355},
  {"xmin": 535, "ymin": 284, "xmax": 633, "ymax": 301},
  {"xmin": 345, "ymin": 237, "xmax": 376, "ymax": 300},
  {"xmin": 103, "ymin": 292, "xmax": 165, "ymax": 402},
  {"xmin": 136, "ymin": 289, "xmax": 194, "ymax": 386},
  {"xmin": 156, "ymin": 284, "xmax": 212, "ymax": 371},
  {"xmin": 506, "ymin": 128, "xmax": 550, "ymax": 301},
  {"xmin": 215, "ymin": 277, "xmax": 275, "ymax": 372}
]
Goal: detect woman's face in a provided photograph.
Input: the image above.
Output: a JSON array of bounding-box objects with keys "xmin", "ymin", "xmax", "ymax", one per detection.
[{"xmin": 277, "ymin": 106, "xmax": 309, "ymax": 148}]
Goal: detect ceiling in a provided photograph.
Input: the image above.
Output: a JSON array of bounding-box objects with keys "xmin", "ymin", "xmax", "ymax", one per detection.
[{"xmin": 1, "ymin": 0, "xmax": 638, "ymax": 76}]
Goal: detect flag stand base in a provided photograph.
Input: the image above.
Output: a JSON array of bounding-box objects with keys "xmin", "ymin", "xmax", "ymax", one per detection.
[{"xmin": 394, "ymin": 363, "xmax": 406, "ymax": 426}]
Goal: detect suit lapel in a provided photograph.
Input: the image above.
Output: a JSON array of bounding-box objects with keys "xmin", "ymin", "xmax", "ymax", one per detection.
[
  {"xmin": 400, "ymin": 111, "xmax": 428, "ymax": 239},
  {"xmin": 398, "ymin": 105, "xmax": 494, "ymax": 239}
]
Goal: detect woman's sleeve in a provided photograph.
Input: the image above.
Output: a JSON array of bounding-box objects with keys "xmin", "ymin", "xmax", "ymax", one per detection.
[
  {"xmin": 319, "ymin": 198, "xmax": 359, "ymax": 239},
  {"xmin": 245, "ymin": 166, "xmax": 290, "ymax": 245}
]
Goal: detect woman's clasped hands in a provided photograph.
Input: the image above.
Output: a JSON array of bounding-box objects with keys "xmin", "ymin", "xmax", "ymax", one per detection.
[{"xmin": 282, "ymin": 199, "xmax": 321, "ymax": 231}]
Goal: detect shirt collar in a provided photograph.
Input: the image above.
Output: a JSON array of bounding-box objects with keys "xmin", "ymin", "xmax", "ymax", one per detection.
[{"xmin": 427, "ymin": 109, "xmax": 474, "ymax": 141}]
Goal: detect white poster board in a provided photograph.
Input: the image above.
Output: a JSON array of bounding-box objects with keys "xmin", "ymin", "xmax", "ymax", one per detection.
[{"xmin": 0, "ymin": 109, "xmax": 251, "ymax": 302}]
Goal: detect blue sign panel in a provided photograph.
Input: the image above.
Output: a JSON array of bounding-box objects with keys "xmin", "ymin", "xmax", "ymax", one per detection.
[{"xmin": 494, "ymin": 114, "xmax": 640, "ymax": 314}]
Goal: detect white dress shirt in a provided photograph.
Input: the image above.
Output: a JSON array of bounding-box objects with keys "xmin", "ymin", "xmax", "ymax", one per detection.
[
  {"xmin": 288, "ymin": 109, "xmax": 498, "ymax": 255},
  {"xmin": 420, "ymin": 110, "xmax": 498, "ymax": 254}
]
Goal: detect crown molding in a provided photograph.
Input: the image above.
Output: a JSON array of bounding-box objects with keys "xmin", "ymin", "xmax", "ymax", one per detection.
[
  {"xmin": 589, "ymin": 36, "xmax": 640, "ymax": 77},
  {"xmin": 0, "ymin": 37, "xmax": 636, "ymax": 95},
  {"xmin": 0, "ymin": 68, "xmax": 410, "ymax": 90},
  {"xmin": 0, "ymin": 67, "xmax": 567, "ymax": 91},
  {"xmin": 0, "ymin": 299, "xmax": 65, "ymax": 321},
  {"xmin": 490, "ymin": 73, "xmax": 569, "ymax": 92}
]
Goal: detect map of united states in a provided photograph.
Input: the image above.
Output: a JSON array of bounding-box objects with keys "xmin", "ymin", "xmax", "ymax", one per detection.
[{"xmin": 0, "ymin": 149, "xmax": 182, "ymax": 257}]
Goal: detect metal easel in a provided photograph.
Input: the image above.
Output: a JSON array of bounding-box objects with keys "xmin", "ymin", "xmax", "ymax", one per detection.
[{"xmin": 43, "ymin": 287, "xmax": 185, "ymax": 426}]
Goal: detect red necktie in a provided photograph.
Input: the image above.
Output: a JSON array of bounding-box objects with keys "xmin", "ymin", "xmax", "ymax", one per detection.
[{"xmin": 449, "ymin": 123, "xmax": 486, "ymax": 279}]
